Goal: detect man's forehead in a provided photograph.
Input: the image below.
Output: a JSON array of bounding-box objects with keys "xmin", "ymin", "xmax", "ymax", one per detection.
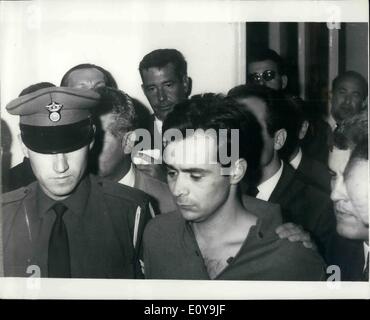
[
  {"xmin": 335, "ymin": 77, "xmax": 364, "ymax": 92},
  {"xmin": 344, "ymin": 158, "xmax": 368, "ymax": 179},
  {"xmin": 69, "ymin": 68, "xmax": 105, "ymax": 79},
  {"xmin": 237, "ymin": 96, "xmax": 267, "ymax": 122},
  {"xmin": 67, "ymin": 68, "xmax": 106, "ymax": 87},
  {"xmin": 328, "ymin": 147, "xmax": 351, "ymax": 172},
  {"xmin": 163, "ymin": 132, "xmax": 219, "ymax": 166},
  {"xmin": 143, "ymin": 63, "xmax": 176, "ymax": 75},
  {"xmin": 248, "ymin": 59, "xmax": 278, "ymax": 72}
]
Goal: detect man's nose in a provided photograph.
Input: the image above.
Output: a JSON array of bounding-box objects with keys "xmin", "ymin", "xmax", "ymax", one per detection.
[
  {"xmin": 344, "ymin": 94, "xmax": 353, "ymax": 104},
  {"xmin": 255, "ymin": 77, "xmax": 266, "ymax": 86},
  {"xmin": 53, "ymin": 153, "xmax": 69, "ymax": 173},
  {"xmin": 157, "ymin": 87, "xmax": 167, "ymax": 102},
  {"xmin": 330, "ymin": 177, "xmax": 347, "ymax": 203},
  {"xmin": 171, "ymin": 176, "xmax": 188, "ymax": 198}
]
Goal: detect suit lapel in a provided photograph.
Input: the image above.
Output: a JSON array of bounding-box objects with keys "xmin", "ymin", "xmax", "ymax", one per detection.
[{"xmin": 269, "ymin": 164, "xmax": 296, "ymax": 203}]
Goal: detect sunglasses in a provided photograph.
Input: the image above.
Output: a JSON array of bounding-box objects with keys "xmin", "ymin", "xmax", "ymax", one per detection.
[{"xmin": 247, "ymin": 70, "xmax": 277, "ymax": 83}]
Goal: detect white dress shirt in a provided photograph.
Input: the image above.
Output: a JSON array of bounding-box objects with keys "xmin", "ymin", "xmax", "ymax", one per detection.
[
  {"xmin": 256, "ymin": 162, "xmax": 284, "ymax": 201},
  {"xmin": 364, "ymin": 242, "xmax": 369, "ymax": 272},
  {"xmin": 289, "ymin": 148, "xmax": 303, "ymax": 170},
  {"xmin": 154, "ymin": 116, "xmax": 163, "ymax": 135},
  {"xmin": 118, "ymin": 163, "xmax": 136, "ymax": 188}
]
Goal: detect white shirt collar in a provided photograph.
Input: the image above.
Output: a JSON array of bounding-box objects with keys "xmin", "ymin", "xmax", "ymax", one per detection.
[
  {"xmin": 118, "ymin": 163, "xmax": 136, "ymax": 188},
  {"xmin": 256, "ymin": 161, "xmax": 284, "ymax": 201},
  {"xmin": 154, "ymin": 116, "xmax": 163, "ymax": 135},
  {"xmin": 289, "ymin": 148, "xmax": 303, "ymax": 170},
  {"xmin": 364, "ymin": 242, "xmax": 369, "ymax": 272}
]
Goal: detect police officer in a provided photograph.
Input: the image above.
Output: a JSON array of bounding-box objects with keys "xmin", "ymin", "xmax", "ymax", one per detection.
[{"xmin": 2, "ymin": 87, "xmax": 154, "ymax": 278}]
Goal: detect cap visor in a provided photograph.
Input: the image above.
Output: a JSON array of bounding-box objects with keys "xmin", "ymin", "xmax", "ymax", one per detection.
[{"xmin": 20, "ymin": 119, "xmax": 94, "ymax": 154}]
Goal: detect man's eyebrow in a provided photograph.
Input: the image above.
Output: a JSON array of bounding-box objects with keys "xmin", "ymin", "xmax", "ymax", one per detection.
[
  {"xmin": 182, "ymin": 168, "xmax": 210, "ymax": 174},
  {"xmin": 164, "ymin": 163, "xmax": 176, "ymax": 170},
  {"xmin": 164, "ymin": 163, "xmax": 211, "ymax": 174}
]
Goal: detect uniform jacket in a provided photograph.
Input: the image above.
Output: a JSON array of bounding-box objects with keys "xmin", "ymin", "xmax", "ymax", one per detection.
[
  {"xmin": 269, "ymin": 163, "xmax": 337, "ymax": 261},
  {"xmin": 2, "ymin": 174, "xmax": 153, "ymax": 278},
  {"xmin": 143, "ymin": 195, "xmax": 326, "ymax": 280},
  {"xmin": 2, "ymin": 157, "xmax": 35, "ymax": 193}
]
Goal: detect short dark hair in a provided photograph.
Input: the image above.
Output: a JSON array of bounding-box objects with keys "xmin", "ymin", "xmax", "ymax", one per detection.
[
  {"xmin": 139, "ymin": 49, "xmax": 187, "ymax": 79},
  {"xmin": 60, "ymin": 63, "xmax": 118, "ymax": 89},
  {"xmin": 228, "ymin": 84, "xmax": 291, "ymax": 137},
  {"xmin": 349, "ymin": 139, "xmax": 368, "ymax": 161},
  {"xmin": 248, "ymin": 48, "xmax": 286, "ymax": 75},
  {"xmin": 163, "ymin": 93, "xmax": 263, "ymax": 184},
  {"xmin": 19, "ymin": 82, "xmax": 55, "ymax": 97},
  {"xmin": 95, "ymin": 87, "xmax": 151, "ymax": 138},
  {"xmin": 333, "ymin": 109, "xmax": 368, "ymax": 150},
  {"xmin": 277, "ymin": 94, "xmax": 308, "ymax": 161},
  {"xmin": 332, "ymin": 71, "xmax": 368, "ymax": 99}
]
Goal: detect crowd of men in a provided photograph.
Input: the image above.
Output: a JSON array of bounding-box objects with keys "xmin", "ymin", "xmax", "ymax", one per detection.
[{"xmin": 1, "ymin": 48, "xmax": 368, "ymax": 281}]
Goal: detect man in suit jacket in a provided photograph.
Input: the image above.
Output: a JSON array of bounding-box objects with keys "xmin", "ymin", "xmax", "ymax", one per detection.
[
  {"xmin": 246, "ymin": 48, "xmax": 331, "ymax": 165},
  {"xmin": 90, "ymin": 87, "xmax": 177, "ymax": 215},
  {"xmin": 276, "ymin": 94, "xmax": 331, "ymax": 194},
  {"xmin": 228, "ymin": 85, "xmax": 337, "ymax": 261}
]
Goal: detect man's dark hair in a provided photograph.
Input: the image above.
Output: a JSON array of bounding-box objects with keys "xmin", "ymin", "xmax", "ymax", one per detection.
[
  {"xmin": 248, "ymin": 48, "xmax": 286, "ymax": 75},
  {"xmin": 277, "ymin": 94, "xmax": 309, "ymax": 161},
  {"xmin": 139, "ymin": 49, "xmax": 188, "ymax": 79},
  {"xmin": 228, "ymin": 84, "xmax": 292, "ymax": 138},
  {"xmin": 163, "ymin": 93, "xmax": 263, "ymax": 185},
  {"xmin": 95, "ymin": 87, "xmax": 151, "ymax": 138},
  {"xmin": 332, "ymin": 71, "xmax": 368, "ymax": 99},
  {"xmin": 333, "ymin": 109, "xmax": 368, "ymax": 151},
  {"xmin": 19, "ymin": 82, "xmax": 55, "ymax": 97},
  {"xmin": 349, "ymin": 139, "xmax": 368, "ymax": 161},
  {"xmin": 60, "ymin": 63, "xmax": 118, "ymax": 89}
]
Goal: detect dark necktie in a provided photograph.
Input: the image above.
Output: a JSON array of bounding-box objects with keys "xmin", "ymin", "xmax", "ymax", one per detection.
[
  {"xmin": 363, "ymin": 252, "xmax": 369, "ymax": 281},
  {"xmin": 48, "ymin": 202, "xmax": 71, "ymax": 278}
]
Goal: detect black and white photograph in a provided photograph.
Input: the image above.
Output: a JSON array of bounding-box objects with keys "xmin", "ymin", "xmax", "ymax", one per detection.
[{"xmin": 0, "ymin": 0, "xmax": 368, "ymax": 302}]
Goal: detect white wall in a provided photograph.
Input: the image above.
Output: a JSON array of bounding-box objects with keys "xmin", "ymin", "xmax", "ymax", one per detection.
[{"xmin": 0, "ymin": 1, "xmax": 245, "ymax": 167}]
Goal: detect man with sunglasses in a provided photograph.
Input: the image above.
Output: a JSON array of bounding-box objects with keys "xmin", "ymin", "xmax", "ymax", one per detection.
[
  {"xmin": 247, "ymin": 48, "xmax": 288, "ymax": 91},
  {"xmin": 247, "ymin": 48, "xmax": 331, "ymax": 166}
]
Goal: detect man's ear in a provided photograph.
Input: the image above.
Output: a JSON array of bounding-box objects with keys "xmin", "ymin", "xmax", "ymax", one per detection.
[
  {"xmin": 122, "ymin": 131, "xmax": 137, "ymax": 155},
  {"xmin": 19, "ymin": 135, "xmax": 29, "ymax": 158},
  {"xmin": 182, "ymin": 75, "xmax": 192, "ymax": 97},
  {"xmin": 299, "ymin": 120, "xmax": 309, "ymax": 140},
  {"xmin": 229, "ymin": 159, "xmax": 247, "ymax": 185},
  {"xmin": 281, "ymin": 74, "xmax": 288, "ymax": 90},
  {"xmin": 274, "ymin": 128, "xmax": 287, "ymax": 151}
]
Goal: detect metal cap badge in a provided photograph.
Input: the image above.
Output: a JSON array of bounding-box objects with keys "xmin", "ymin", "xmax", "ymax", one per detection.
[{"xmin": 46, "ymin": 101, "xmax": 63, "ymax": 122}]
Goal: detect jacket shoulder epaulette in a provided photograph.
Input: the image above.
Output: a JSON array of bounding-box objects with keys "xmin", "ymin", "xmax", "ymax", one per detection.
[
  {"xmin": 1, "ymin": 187, "xmax": 29, "ymax": 204},
  {"xmin": 94, "ymin": 176, "xmax": 151, "ymax": 207}
]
